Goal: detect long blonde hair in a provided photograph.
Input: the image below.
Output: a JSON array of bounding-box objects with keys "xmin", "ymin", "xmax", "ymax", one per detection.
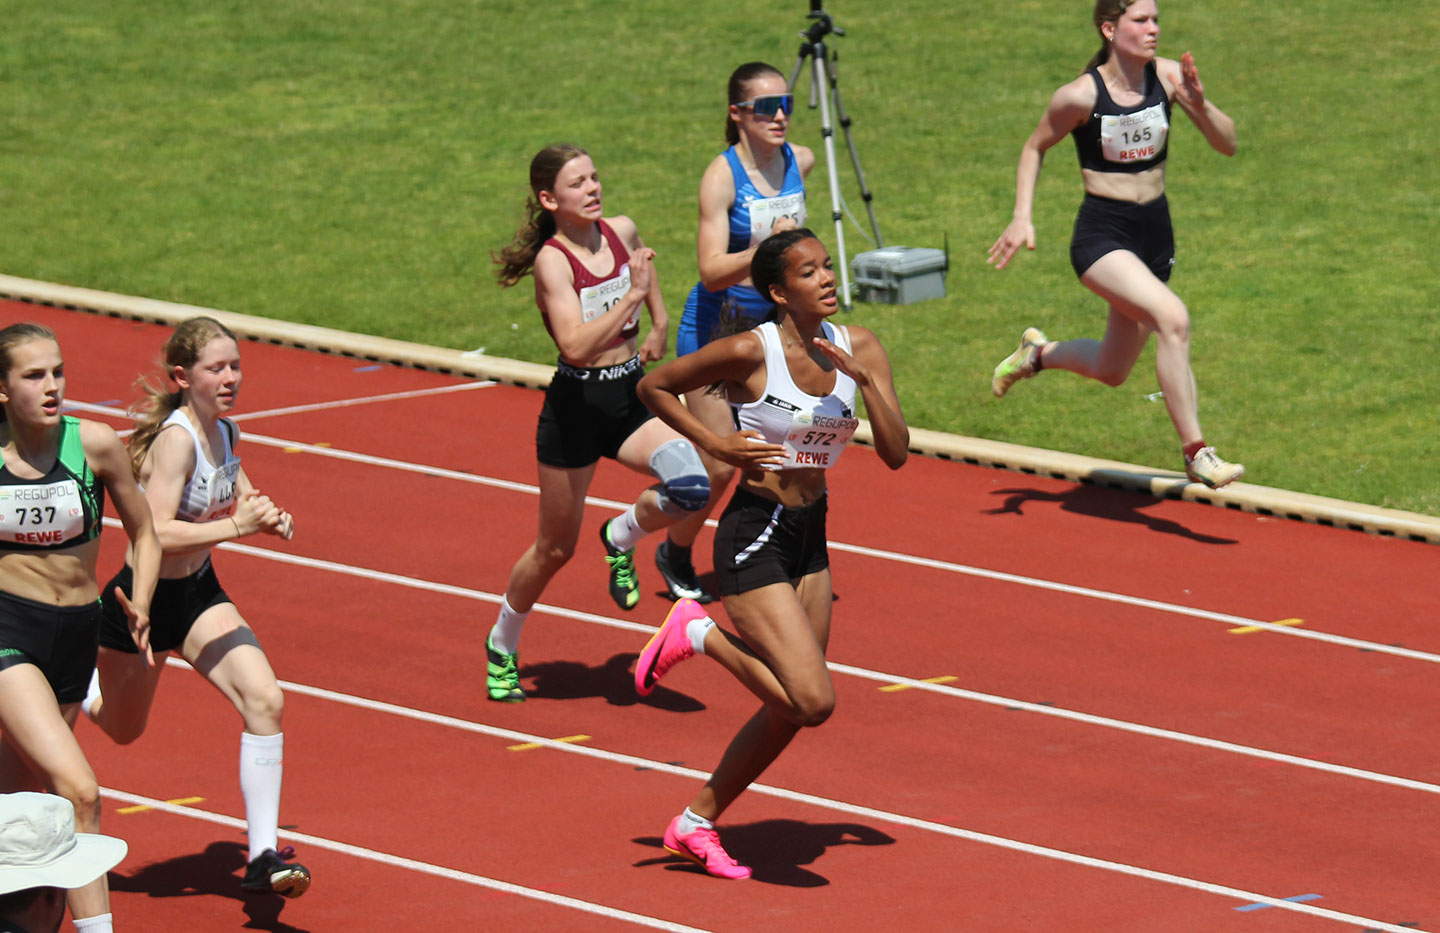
[{"xmin": 127, "ymin": 316, "xmax": 237, "ymax": 476}]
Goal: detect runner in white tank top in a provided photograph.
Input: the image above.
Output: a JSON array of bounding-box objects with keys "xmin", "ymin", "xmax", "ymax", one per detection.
[
  {"xmin": 632, "ymin": 230, "xmax": 909, "ymax": 879},
  {"xmin": 86, "ymin": 318, "xmax": 311, "ymax": 899}
]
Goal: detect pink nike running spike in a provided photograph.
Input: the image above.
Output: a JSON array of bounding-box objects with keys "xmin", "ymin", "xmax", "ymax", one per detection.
[
  {"xmin": 663, "ymin": 816, "xmax": 752, "ymax": 880},
  {"xmin": 635, "ymin": 598, "xmax": 705, "ymax": 696}
]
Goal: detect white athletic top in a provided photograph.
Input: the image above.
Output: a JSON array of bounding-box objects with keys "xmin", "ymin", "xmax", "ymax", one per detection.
[
  {"xmin": 159, "ymin": 410, "xmax": 241, "ymax": 523},
  {"xmin": 731, "ymin": 321, "xmax": 859, "ymax": 471}
]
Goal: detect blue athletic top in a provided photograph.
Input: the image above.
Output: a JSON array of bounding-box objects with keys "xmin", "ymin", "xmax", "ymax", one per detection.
[
  {"xmin": 1071, "ymin": 61, "xmax": 1171, "ymax": 174},
  {"xmin": 723, "ymin": 144, "xmax": 807, "ymax": 252},
  {"xmin": 679, "ymin": 144, "xmax": 807, "ymax": 356},
  {"xmin": 0, "ymin": 417, "xmax": 105, "ymax": 552}
]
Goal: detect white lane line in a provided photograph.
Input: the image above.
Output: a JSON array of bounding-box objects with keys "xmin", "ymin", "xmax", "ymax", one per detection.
[
  {"xmin": 825, "ymin": 539, "xmax": 1440, "ymax": 664},
  {"xmin": 231, "ymin": 381, "xmax": 497, "ymax": 421},
  {"xmin": 99, "ymin": 787, "xmax": 711, "ymax": 933},
  {"xmin": 827, "ymin": 662, "xmax": 1440, "ymax": 795},
  {"xmin": 124, "ymin": 529, "xmax": 1440, "ymax": 799},
  {"xmin": 73, "ymin": 396, "xmax": 1437, "ymax": 665},
  {"xmin": 182, "ymin": 677, "xmax": 1421, "ymax": 933}
]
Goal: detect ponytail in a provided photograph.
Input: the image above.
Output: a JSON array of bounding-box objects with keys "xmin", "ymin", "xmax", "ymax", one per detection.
[
  {"xmin": 128, "ymin": 316, "xmax": 236, "ymax": 477},
  {"xmin": 1083, "ymin": 0, "xmax": 1134, "ymax": 73},
  {"xmin": 703, "ymin": 228, "xmax": 816, "ymax": 397},
  {"xmin": 494, "ymin": 197, "xmax": 559, "ymax": 288},
  {"xmin": 724, "ymin": 62, "xmax": 785, "ymax": 147},
  {"xmin": 493, "ymin": 143, "xmax": 587, "ymax": 287}
]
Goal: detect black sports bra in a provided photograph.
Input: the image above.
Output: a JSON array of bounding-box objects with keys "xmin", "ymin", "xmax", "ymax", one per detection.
[{"xmin": 1071, "ymin": 61, "xmax": 1171, "ymax": 174}]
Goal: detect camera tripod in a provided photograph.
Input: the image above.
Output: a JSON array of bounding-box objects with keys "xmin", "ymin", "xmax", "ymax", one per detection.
[{"xmin": 788, "ymin": 3, "xmax": 882, "ymax": 311}]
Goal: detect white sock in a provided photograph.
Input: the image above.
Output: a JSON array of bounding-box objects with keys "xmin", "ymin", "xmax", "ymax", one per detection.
[
  {"xmin": 687, "ymin": 615, "xmax": 716, "ymax": 656},
  {"xmin": 677, "ymin": 807, "xmax": 713, "ymax": 835},
  {"xmin": 605, "ymin": 506, "xmax": 646, "ymax": 552},
  {"xmin": 81, "ymin": 667, "xmax": 102, "ymax": 720},
  {"xmin": 73, "ymin": 914, "xmax": 113, "ymax": 932},
  {"xmin": 489, "ymin": 596, "xmax": 528, "ymax": 656},
  {"xmin": 240, "ymin": 731, "xmax": 284, "ymax": 861}
]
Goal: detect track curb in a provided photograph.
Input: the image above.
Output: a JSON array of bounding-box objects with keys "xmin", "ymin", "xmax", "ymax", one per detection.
[{"xmin": 4, "ymin": 272, "xmax": 1435, "ymax": 545}]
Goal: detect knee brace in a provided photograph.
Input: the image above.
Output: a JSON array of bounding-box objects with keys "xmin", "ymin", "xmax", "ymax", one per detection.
[{"xmin": 649, "ymin": 438, "xmax": 710, "ymax": 517}]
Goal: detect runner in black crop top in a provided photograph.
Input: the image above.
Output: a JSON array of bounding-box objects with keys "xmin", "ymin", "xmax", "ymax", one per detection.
[
  {"xmin": 1071, "ymin": 60, "xmax": 1171, "ymax": 174},
  {"xmin": 986, "ymin": 0, "xmax": 1246, "ymax": 491},
  {"xmin": 0, "ymin": 327, "xmax": 160, "ymax": 613}
]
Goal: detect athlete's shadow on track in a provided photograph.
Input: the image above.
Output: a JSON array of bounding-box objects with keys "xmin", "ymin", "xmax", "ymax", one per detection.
[
  {"xmin": 523, "ymin": 654, "xmax": 706, "ymax": 712},
  {"xmin": 108, "ymin": 840, "xmax": 309, "ymax": 932},
  {"xmin": 984, "ymin": 483, "xmax": 1239, "ymax": 544},
  {"xmin": 632, "ymin": 819, "xmax": 895, "ymax": 886}
]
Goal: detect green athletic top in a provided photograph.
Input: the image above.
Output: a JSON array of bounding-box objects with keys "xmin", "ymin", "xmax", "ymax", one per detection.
[{"xmin": 0, "ymin": 417, "xmax": 106, "ymax": 551}]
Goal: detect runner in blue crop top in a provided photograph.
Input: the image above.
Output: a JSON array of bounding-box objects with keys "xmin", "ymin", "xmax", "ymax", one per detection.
[
  {"xmin": 0, "ymin": 322, "xmax": 161, "ymax": 928},
  {"xmin": 633, "ymin": 230, "xmax": 908, "ymax": 879},
  {"xmin": 668, "ymin": 63, "xmax": 817, "ymax": 607},
  {"xmin": 679, "ymin": 63, "xmax": 815, "ymax": 358},
  {"xmin": 987, "ymin": 0, "xmax": 1246, "ymax": 491},
  {"xmin": 678, "ymin": 142, "xmax": 809, "ymax": 356}
]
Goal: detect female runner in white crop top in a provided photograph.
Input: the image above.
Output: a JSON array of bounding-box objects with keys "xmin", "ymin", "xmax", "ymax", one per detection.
[
  {"xmin": 86, "ymin": 317, "xmax": 311, "ymax": 898},
  {"xmin": 632, "ymin": 229, "xmax": 908, "ymax": 879}
]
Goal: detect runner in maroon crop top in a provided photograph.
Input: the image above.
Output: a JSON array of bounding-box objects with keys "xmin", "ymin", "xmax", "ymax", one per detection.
[{"xmin": 481, "ymin": 144, "xmax": 713, "ymax": 703}]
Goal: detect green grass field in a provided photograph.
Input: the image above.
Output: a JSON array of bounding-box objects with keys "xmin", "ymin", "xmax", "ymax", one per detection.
[{"xmin": 3, "ymin": 1, "xmax": 1436, "ymax": 514}]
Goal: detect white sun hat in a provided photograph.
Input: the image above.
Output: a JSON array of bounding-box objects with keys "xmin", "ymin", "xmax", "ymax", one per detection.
[{"xmin": 0, "ymin": 793, "xmax": 126, "ymax": 895}]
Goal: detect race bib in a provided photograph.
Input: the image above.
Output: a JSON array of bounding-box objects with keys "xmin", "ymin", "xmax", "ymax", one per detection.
[
  {"xmin": 578, "ymin": 264, "xmax": 639, "ymax": 331},
  {"xmin": 781, "ymin": 410, "xmax": 858, "ymax": 470},
  {"xmin": 0, "ymin": 480, "xmax": 86, "ymax": 546},
  {"xmin": 1100, "ymin": 103, "xmax": 1169, "ymax": 164},
  {"xmin": 747, "ymin": 193, "xmax": 806, "ymax": 247},
  {"xmin": 192, "ymin": 459, "xmax": 241, "ymax": 522}
]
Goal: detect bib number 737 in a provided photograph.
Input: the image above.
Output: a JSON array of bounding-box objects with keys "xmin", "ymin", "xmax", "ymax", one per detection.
[{"xmin": 0, "ymin": 480, "xmax": 86, "ymax": 545}]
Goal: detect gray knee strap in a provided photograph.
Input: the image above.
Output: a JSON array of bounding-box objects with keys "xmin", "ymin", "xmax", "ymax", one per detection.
[{"xmin": 650, "ymin": 438, "xmax": 710, "ymax": 516}]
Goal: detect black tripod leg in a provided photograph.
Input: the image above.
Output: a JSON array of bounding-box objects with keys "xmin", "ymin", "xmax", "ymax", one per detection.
[{"xmin": 788, "ymin": 44, "xmax": 812, "ymax": 96}]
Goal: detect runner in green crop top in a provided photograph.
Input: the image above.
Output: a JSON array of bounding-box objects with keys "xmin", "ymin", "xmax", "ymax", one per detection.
[{"xmin": 0, "ymin": 322, "xmax": 160, "ymax": 930}]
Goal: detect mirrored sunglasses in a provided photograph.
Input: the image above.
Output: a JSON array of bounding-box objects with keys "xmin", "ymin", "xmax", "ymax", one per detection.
[{"xmin": 737, "ymin": 93, "xmax": 795, "ymax": 118}]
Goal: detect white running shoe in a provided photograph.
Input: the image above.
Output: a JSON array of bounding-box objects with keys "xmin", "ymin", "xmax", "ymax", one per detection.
[
  {"xmin": 991, "ymin": 327, "xmax": 1047, "ymax": 398},
  {"xmin": 1185, "ymin": 447, "xmax": 1245, "ymax": 489}
]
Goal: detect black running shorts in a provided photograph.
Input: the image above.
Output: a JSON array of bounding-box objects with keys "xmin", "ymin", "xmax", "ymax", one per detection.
[
  {"xmin": 0, "ymin": 589, "xmax": 101, "ymax": 704},
  {"xmin": 712, "ymin": 487, "xmax": 828, "ymax": 597},
  {"xmin": 99, "ymin": 560, "xmax": 232, "ymax": 655},
  {"xmin": 1070, "ymin": 192, "xmax": 1175, "ymax": 282},
  {"xmin": 535, "ymin": 357, "xmax": 656, "ymax": 468}
]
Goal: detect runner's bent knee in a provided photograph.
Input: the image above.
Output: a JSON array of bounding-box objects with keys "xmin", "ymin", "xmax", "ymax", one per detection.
[{"xmin": 649, "ymin": 438, "xmax": 711, "ymax": 517}]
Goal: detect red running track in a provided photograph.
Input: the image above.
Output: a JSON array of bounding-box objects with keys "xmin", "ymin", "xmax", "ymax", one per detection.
[{"xmin": 3, "ymin": 302, "xmax": 1437, "ymax": 932}]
